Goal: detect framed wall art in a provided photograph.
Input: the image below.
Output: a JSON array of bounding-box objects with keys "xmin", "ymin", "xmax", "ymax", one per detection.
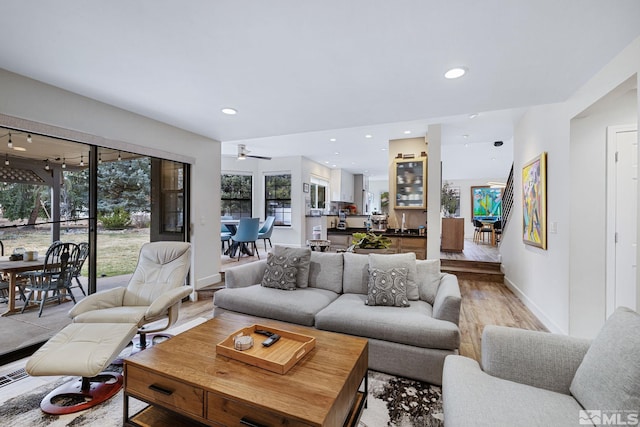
[
  {"xmin": 522, "ymin": 152, "xmax": 547, "ymax": 249},
  {"xmin": 471, "ymin": 186, "xmax": 502, "ymax": 220}
]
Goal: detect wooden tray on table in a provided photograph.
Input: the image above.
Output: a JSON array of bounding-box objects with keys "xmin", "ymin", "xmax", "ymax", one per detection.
[{"xmin": 216, "ymin": 324, "xmax": 316, "ymax": 374}]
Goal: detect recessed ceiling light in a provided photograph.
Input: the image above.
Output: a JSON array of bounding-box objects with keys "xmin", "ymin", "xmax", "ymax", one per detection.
[
  {"xmin": 329, "ymin": 138, "xmax": 336, "ymax": 142},
  {"xmin": 324, "ymin": 161, "xmax": 330, "ymax": 164},
  {"xmin": 491, "ymin": 157, "xmax": 496, "ymax": 161},
  {"xmin": 445, "ymin": 67, "xmax": 466, "ymax": 79},
  {"xmin": 469, "ymin": 113, "xmax": 479, "ymax": 119},
  {"xmin": 221, "ymin": 108, "xmax": 237, "ymax": 115},
  {"xmin": 403, "ymin": 130, "xmax": 411, "ymax": 135},
  {"xmin": 12, "ymin": 146, "xmax": 26, "ymax": 152},
  {"xmin": 365, "ymin": 134, "xmax": 373, "ymax": 139},
  {"xmin": 334, "ymin": 152, "xmax": 340, "ymax": 155},
  {"xmin": 464, "ymin": 143, "xmax": 469, "ymax": 148},
  {"xmin": 463, "ymin": 134, "xmax": 469, "ymax": 139},
  {"xmin": 381, "ymin": 148, "xmax": 388, "ymax": 151},
  {"xmin": 331, "ymin": 164, "xmax": 337, "ymax": 168}
]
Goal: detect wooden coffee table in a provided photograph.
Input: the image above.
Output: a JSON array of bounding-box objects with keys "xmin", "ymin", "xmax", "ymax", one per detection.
[{"xmin": 123, "ymin": 312, "xmax": 369, "ymax": 427}]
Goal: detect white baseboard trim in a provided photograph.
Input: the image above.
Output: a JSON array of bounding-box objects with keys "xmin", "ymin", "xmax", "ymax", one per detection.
[
  {"xmin": 503, "ymin": 276, "xmax": 566, "ymax": 335},
  {"xmin": 196, "ymin": 273, "xmax": 222, "ymax": 290}
]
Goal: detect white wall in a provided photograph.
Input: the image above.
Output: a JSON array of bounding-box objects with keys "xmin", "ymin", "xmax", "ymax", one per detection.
[
  {"xmin": 569, "ymin": 86, "xmax": 638, "ymax": 337},
  {"xmin": 501, "ymin": 36, "xmax": 640, "ymax": 336},
  {"xmin": 0, "ymin": 68, "xmax": 222, "ymax": 292}
]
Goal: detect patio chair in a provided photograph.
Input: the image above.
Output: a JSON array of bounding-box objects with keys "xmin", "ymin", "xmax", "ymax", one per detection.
[
  {"xmin": 69, "ymin": 241, "xmax": 192, "ymax": 350},
  {"xmin": 21, "ymin": 242, "xmax": 81, "ymax": 317},
  {"xmin": 68, "ymin": 242, "xmax": 89, "ymax": 296}
]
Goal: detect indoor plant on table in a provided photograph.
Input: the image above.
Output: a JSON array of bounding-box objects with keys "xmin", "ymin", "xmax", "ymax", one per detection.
[{"xmin": 348, "ymin": 232, "xmax": 394, "ymax": 254}]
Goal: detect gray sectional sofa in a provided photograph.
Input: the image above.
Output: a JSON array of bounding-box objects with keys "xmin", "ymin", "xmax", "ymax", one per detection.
[
  {"xmin": 213, "ymin": 250, "xmax": 462, "ymax": 385},
  {"xmin": 443, "ymin": 307, "xmax": 640, "ymax": 426}
]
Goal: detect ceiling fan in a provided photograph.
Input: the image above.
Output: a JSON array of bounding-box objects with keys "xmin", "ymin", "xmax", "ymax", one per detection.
[{"xmin": 237, "ymin": 144, "xmax": 272, "ymax": 160}]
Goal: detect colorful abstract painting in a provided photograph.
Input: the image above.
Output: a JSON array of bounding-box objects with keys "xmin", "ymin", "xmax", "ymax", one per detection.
[
  {"xmin": 522, "ymin": 152, "xmax": 547, "ymax": 249},
  {"xmin": 471, "ymin": 186, "xmax": 502, "ymax": 219}
]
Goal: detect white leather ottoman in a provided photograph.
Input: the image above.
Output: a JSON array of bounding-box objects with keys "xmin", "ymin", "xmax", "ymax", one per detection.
[{"xmin": 26, "ymin": 322, "xmax": 138, "ymax": 414}]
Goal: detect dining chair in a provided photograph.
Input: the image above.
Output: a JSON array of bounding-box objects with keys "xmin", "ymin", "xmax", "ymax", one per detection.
[
  {"xmin": 69, "ymin": 242, "xmax": 89, "ymax": 296},
  {"xmin": 221, "ymin": 216, "xmax": 234, "ymax": 251},
  {"xmin": 21, "ymin": 242, "xmax": 81, "ymax": 317},
  {"xmin": 257, "ymin": 215, "xmax": 276, "ymax": 251},
  {"xmin": 473, "ymin": 219, "xmax": 493, "ymax": 244},
  {"xmin": 493, "ymin": 220, "xmax": 503, "ymax": 243},
  {"xmin": 231, "ymin": 217, "xmax": 261, "ymax": 261}
]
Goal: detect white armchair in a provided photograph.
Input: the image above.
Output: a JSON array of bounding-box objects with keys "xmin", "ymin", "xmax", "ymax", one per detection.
[{"xmin": 69, "ymin": 241, "xmax": 192, "ymax": 349}]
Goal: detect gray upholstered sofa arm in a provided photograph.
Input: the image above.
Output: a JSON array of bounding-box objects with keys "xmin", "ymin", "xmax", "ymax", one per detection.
[
  {"xmin": 432, "ymin": 273, "xmax": 461, "ymax": 325},
  {"xmin": 481, "ymin": 325, "xmax": 591, "ymax": 395},
  {"xmin": 224, "ymin": 259, "xmax": 267, "ymax": 288}
]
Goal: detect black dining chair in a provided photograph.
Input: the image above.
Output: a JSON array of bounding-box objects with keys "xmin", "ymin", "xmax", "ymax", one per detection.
[
  {"xmin": 473, "ymin": 219, "xmax": 493, "ymax": 244},
  {"xmin": 493, "ymin": 220, "xmax": 503, "ymax": 243}
]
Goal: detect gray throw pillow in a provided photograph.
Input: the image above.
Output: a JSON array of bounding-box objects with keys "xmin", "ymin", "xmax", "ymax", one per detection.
[
  {"xmin": 343, "ymin": 252, "xmax": 370, "ymax": 294},
  {"xmin": 570, "ymin": 307, "xmax": 640, "ymax": 411},
  {"xmin": 261, "ymin": 252, "xmax": 298, "ymax": 290},
  {"xmin": 271, "ymin": 245, "xmax": 311, "ymax": 288},
  {"xmin": 416, "ymin": 259, "xmax": 441, "ymax": 304},
  {"xmin": 308, "ymin": 251, "xmax": 343, "ymax": 293},
  {"xmin": 368, "ymin": 253, "xmax": 419, "ymax": 300},
  {"xmin": 365, "ymin": 267, "xmax": 410, "ymax": 307}
]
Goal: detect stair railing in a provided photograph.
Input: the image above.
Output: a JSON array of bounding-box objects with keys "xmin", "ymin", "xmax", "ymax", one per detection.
[{"xmin": 501, "ymin": 164, "xmax": 515, "ymax": 235}]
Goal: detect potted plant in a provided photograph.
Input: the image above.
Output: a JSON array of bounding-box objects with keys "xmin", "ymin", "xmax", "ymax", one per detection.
[{"xmin": 348, "ymin": 232, "xmax": 395, "ymax": 254}]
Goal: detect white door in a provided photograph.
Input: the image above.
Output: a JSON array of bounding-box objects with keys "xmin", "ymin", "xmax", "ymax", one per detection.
[{"xmin": 606, "ymin": 125, "xmax": 638, "ymax": 316}]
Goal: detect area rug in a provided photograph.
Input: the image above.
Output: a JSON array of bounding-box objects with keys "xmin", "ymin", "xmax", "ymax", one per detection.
[
  {"xmin": 0, "ymin": 316, "xmax": 443, "ymax": 427},
  {"xmin": 0, "ymin": 371, "xmax": 442, "ymax": 427}
]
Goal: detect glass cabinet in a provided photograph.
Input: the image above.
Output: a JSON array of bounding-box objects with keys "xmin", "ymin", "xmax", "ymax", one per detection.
[{"xmin": 394, "ymin": 157, "xmax": 427, "ymax": 209}]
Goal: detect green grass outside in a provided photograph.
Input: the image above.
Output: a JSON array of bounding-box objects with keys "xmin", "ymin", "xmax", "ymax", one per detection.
[{"xmin": 0, "ymin": 226, "xmax": 150, "ymax": 277}]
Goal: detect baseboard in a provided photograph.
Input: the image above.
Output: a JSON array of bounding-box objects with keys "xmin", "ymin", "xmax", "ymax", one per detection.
[
  {"xmin": 196, "ymin": 273, "xmax": 222, "ymax": 290},
  {"xmin": 503, "ymin": 275, "xmax": 566, "ymax": 334}
]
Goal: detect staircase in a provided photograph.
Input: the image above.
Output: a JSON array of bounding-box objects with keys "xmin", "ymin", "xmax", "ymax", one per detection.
[{"xmin": 440, "ymin": 259, "xmax": 504, "ymax": 283}]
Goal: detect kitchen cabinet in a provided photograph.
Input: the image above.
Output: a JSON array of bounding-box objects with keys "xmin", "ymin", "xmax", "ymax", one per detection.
[
  {"xmin": 441, "ymin": 217, "xmax": 464, "ymax": 252},
  {"xmin": 394, "ymin": 157, "xmax": 426, "ymax": 209},
  {"xmin": 330, "ymin": 169, "xmax": 354, "ymax": 203}
]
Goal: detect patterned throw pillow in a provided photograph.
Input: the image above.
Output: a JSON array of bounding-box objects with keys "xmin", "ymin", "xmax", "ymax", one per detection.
[
  {"xmin": 261, "ymin": 252, "xmax": 299, "ymax": 290},
  {"xmin": 271, "ymin": 246, "xmax": 312, "ymax": 288},
  {"xmin": 365, "ymin": 267, "xmax": 410, "ymax": 307}
]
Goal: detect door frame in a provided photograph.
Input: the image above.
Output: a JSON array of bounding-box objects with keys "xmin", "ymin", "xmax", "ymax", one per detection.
[{"xmin": 605, "ymin": 124, "xmax": 638, "ymax": 317}]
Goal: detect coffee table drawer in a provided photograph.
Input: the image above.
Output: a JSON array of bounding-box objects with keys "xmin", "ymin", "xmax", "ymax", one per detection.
[
  {"xmin": 207, "ymin": 392, "xmax": 312, "ymax": 427},
  {"xmin": 127, "ymin": 365, "xmax": 204, "ymax": 418}
]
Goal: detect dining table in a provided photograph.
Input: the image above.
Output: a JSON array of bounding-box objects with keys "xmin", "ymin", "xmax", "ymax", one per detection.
[
  {"xmin": 0, "ymin": 256, "xmax": 53, "ymax": 316},
  {"xmin": 479, "ymin": 219, "xmax": 498, "ymax": 246}
]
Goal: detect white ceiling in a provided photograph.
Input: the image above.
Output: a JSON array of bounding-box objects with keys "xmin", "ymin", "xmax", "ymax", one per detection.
[{"xmin": 1, "ymin": 1, "xmax": 639, "ymax": 180}]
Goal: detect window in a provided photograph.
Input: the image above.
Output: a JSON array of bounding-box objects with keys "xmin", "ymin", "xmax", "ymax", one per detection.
[
  {"xmin": 265, "ymin": 174, "xmax": 291, "ymax": 226},
  {"xmin": 221, "ymin": 174, "xmax": 252, "ymax": 218},
  {"xmin": 310, "ymin": 177, "xmax": 328, "ymax": 210}
]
